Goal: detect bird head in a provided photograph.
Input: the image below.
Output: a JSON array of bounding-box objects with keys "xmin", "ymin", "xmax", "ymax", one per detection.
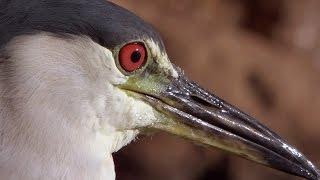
[{"xmin": 1, "ymin": 0, "xmax": 319, "ymax": 179}]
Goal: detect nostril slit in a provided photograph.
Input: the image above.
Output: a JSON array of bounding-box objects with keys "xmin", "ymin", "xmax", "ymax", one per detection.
[{"xmin": 190, "ymin": 95, "xmax": 217, "ymax": 109}]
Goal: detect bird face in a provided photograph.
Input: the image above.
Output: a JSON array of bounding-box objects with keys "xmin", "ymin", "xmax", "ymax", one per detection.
[
  {"xmin": 103, "ymin": 37, "xmax": 320, "ymax": 179},
  {"xmin": 96, "ymin": 39, "xmax": 176, "ymax": 133}
]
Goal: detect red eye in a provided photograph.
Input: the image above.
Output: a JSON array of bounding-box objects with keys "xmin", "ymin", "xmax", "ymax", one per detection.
[{"xmin": 119, "ymin": 43, "xmax": 147, "ymax": 72}]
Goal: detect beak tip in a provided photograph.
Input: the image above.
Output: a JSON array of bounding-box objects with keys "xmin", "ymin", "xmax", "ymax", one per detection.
[{"xmin": 309, "ymin": 164, "xmax": 320, "ymax": 180}]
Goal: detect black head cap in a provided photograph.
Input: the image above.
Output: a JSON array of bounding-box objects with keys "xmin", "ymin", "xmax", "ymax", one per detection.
[{"xmin": 0, "ymin": 0, "xmax": 164, "ymax": 49}]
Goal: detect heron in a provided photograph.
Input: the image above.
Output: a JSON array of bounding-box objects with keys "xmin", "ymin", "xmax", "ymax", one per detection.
[{"xmin": 0, "ymin": 0, "xmax": 318, "ymax": 179}]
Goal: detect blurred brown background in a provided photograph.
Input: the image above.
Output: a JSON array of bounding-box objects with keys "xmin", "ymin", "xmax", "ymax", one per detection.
[{"xmin": 109, "ymin": 0, "xmax": 320, "ymax": 180}]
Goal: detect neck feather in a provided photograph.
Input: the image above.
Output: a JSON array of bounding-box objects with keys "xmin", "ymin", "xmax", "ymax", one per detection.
[{"xmin": 0, "ymin": 33, "xmax": 136, "ymax": 180}]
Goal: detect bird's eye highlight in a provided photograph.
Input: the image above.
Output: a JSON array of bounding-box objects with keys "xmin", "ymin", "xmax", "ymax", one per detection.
[{"xmin": 118, "ymin": 43, "xmax": 147, "ymax": 72}]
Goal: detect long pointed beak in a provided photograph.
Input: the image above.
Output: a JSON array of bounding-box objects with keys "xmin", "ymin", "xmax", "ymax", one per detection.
[{"xmin": 136, "ymin": 75, "xmax": 319, "ymax": 180}]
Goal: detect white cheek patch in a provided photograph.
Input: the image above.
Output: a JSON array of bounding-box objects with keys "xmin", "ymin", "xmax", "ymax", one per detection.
[
  {"xmin": 96, "ymin": 84, "xmax": 158, "ymax": 152},
  {"xmin": 102, "ymin": 85, "xmax": 158, "ymax": 131},
  {"xmin": 127, "ymin": 95, "xmax": 159, "ymax": 127},
  {"xmin": 99, "ymin": 45, "xmax": 128, "ymax": 85},
  {"xmin": 145, "ymin": 39, "xmax": 178, "ymax": 78}
]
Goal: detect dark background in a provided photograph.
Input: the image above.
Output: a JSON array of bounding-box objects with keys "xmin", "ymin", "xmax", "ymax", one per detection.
[{"xmin": 110, "ymin": 0, "xmax": 320, "ymax": 179}]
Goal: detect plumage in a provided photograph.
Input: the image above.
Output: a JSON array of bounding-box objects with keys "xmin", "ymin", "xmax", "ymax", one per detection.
[
  {"xmin": 0, "ymin": 1, "xmax": 319, "ymax": 180},
  {"xmin": 0, "ymin": 33, "xmax": 126, "ymax": 179},
  {"xmin": 0, "ymin": 0, "xmax": 163, "ymax": 49}
]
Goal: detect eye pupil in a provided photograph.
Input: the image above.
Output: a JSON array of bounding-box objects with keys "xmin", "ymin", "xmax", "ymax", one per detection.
[{"xmin": 131, "ymin": 50, "xmax": 141, "ymax": 63}]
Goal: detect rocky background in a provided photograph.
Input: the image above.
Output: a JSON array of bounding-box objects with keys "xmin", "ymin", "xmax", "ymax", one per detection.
[{"xmin": 110, "ymin": 0, "xmax": 320, "ymax": 179}]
